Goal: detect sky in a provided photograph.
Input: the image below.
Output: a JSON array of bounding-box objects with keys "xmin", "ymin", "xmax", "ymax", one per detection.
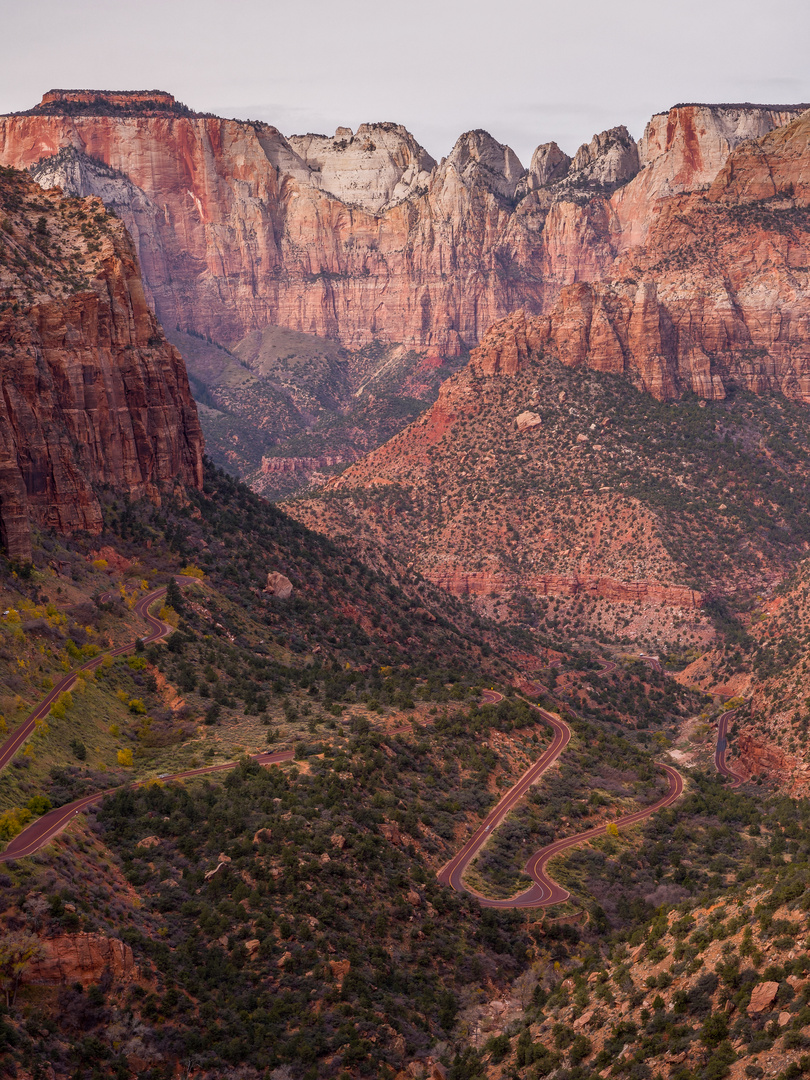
[{"xmin": 2, "ymin": 0, "xmax": 808, "ymax": 166}]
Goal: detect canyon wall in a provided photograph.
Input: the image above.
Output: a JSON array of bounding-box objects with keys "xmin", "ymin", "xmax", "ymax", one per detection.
[
  {"xmin": 472, "ymin": 109, "xmax": 810, "ymax": 402},
  {"xmin": 1, "ymin": 91, "xmax": 806, "ymax": 398},
  {"xmin": 0, "ymin": 168, "xmax": 204, "ymax": 561}
]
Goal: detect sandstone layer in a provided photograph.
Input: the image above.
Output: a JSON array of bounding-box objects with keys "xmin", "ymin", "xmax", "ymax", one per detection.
[
  {"xmin": 23, "ymin": 932, "xmax": 136, "ymax": 987},
  {"xmin": 0, "ymin": 168, "xmax": 204, "ymax": 560},
  {"xmin": 1, "ymin": 91, "xmax": 806, "ymax": 390}
]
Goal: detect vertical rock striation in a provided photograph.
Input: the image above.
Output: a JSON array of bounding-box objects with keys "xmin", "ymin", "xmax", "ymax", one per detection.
[
  {"xmin": 0, "ymin": 168, "xmax": 204, "ymax": 561},
  {"xmin": 471, "ymin": 110, "xmax": 810, "ymax": 402},
  {"xmin": 0, "ymin": 91, "xmax": 807, "ymax": 399}
]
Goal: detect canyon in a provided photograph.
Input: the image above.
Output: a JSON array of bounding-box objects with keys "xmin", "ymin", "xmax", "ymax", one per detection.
[
  {"xmin": 4, "ymin": 90, "xmax": 810, "ymax": 676},
  {"xmin": 3, "ymin": 86, "xmax": 810, "ymax": 1080},
  {"xmin": 3, "ymin": 92, "xmax": 809, "ymax": 498}
]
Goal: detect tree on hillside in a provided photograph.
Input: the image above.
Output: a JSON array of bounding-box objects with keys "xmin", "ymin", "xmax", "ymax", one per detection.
[
  {"xmin": 166, "ymin": 577, "xmax": 184, "ymax": 612},
  {"xmin": 0, "ymin": 931, "xmax": 44, "ymax": 1008}
]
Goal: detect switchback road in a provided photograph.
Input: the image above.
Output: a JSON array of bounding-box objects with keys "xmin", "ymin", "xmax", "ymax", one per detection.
[
  {"xmin": 0, "ymin": 586, "xmax": 173, "ymax": 774},
  {"xmin": 438, "ymin": 695, "xmax": 684, "ymax": 909},
  {"xmin": 715, "ymin": 706, "xmax": 746, "ymax": 787},
  {"xmin": 479, "ymin": 689, "xmax": 503, "ymax": 705},
  {"xmin": 437, "ymin": 699, "xmax": 571, "ymax": 903},
  {"xmin": 0, "ymin": 750, "xmax": 294, "ymax": 863}
]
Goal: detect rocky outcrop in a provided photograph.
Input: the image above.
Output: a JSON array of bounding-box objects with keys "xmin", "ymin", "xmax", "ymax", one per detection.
[
  {"xmin": 438, "ymin": 129, "xmax": 524, "ymax": 200},
  {"xmin": 469, "ymin": 110, "xmax": 810, "ymax": 402},
  {"xmin": 264, "ymin": 571, "xmax": 293, "ymax": 599},
  {"xmin": 614, "ymin": 102, "xmax": 810, "ymax": 248},
  {"xmin": 515, "ymin": 411, "xmax": 542, "ymax": 432},
  {"xmin": 0, "ymin": 169, "xmax": 204, "ymax": 561},
  {"xmin": 737, "ymin": 733, "xmax": 792, "ymax": 778},
  {"xmin": 287, "ymin": 123, "xmax": 435, "ymax": 212},
  {"xmin": 88, "ymin": 546, "xmax": 132, "ymax": 572},
  {"xmin": 36, "ymin": 89, "xmax": 187, "ymax": 114},
  {"xmin": 136, "ymin": 835, "xmax": 161, "ymax": 849},
  {"xmin": 23, "ymin": 933, "xmax": 135, "ymax": 986},
  {"xmin": 522, "ymin": 142, "xmax": 571, "ymax": 191},
  {"xmin": 747, "ymin": 981, "xmax": 779, "ymax": 1015},
  {"xmin": 637, "ymin": 103, "xmax": 808, "ymax": 197},
  {"xmin": 558, "ymin": 125, "xmax": 639, "ymax": 195},
  {"xmin": 473, "ymin": 310, "xmax": 543, "ymax": 377}
]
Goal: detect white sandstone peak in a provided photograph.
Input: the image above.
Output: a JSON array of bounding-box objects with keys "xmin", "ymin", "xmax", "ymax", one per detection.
[{"xmin": 286, "ymin": 123, "xmax": 436, "ymax": 213}]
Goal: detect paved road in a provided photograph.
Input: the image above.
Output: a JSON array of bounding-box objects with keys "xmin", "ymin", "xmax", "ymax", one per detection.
[
  {"xmin": 479, "ymin": 689, "xmax": 503, "ymax": 705},
  {"xmin": 437, "ymin": 698, "xmax": 571, "ymax": 902},
  {"xmin": 715, "ymin": 706, "xmax": 746, "ymax": 787},
  {"xmin": 512, "ymin": 762, "xmax": 683, "ymax": 907},
  {"xmin": 0, "ymin": 586, "xmax": 174, "ymax": 775},
  {"xmin": 639, "ymin": 654, "xmax": 664, "ymax": 674},
  {"xmin": 0, "ymin": 750, "xmax": 294, "ymax": 863},
  {"xmin": 438, "ymin": 694, "xmax": 684, "ymax": 909}
]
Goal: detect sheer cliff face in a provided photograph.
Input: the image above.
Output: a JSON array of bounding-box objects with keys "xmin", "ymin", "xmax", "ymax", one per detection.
[
  {"xmin": 0, "ymin": 93, "xmax": 807, "ymax": 397},
  {"xmin": 0, "ymin": 109, "xmax": 533, "ymax": 353},
  {"xmin": 475, "ymin": 110, "xmax": 810, "ymax": 403},
  {"xmin": 0, "ymin": 169, "xmax": 204, "ymax": 561}
]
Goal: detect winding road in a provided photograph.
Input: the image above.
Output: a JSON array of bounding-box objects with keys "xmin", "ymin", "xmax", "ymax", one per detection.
[
  {"xmin": 440, "ymin": 655, "xmax": 748, "ymax": 908},
  {"xmin": 479, "ymin": 689, "xmax": 503, "ymax": 705},
  {"xmin": 2, "ymin": 611, "xmax": 732, "ymax": 898},
  {"xmin": 715, "ymin": 706, "xmax": 746, "ymax": 787},
  {"xmin": 639, "ymin": 654, "xmax": 663, "ymax": 674},
  {"xmin": 438, "ymin": 695, "xmax": 572, "ymax": 905},
  {"xmin": 439, "ymin": 688, "xmax": 684, "ymax": 909},
  {"xmin": 0, "ymin": 586, "xmax": 174, "ymax": 775},
  {"xmin": 0, "ymin": 579, "xmax": 301, "ymax": 864},
  {"xmin": 0, "ymin": 750, "xmax": 294, "ymax": 863}
]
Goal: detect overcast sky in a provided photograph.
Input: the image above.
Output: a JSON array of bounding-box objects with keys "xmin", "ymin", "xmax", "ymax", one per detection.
[{"xmin": 2, "ymin": 0, "xmax": 808, "ymax": 166}]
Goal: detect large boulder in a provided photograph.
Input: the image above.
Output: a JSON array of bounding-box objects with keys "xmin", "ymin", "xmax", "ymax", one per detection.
[
  {"xmin": 747, "ymin": 981, "xmax": 779, "ymax": 1014},
  {"xmin": 516, "ymin": 410, "xmax": 542, "ymax": 432},
  {"xmin": 264, "ymin": 571, "xmax": 294, "ymax": 599}
]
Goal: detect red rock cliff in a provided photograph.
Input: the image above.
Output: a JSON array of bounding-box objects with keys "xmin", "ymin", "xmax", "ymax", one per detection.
[
  {"xmin": 1, "ymin": 93, "xmax": 805, "ymax": 380},
  {"xmin": 37, "ymin": 89, "xmax": 182, "ymax": 113},
  {"xmin": 471, "ymin": 110, "xmax": 810, "ymax": 401},
  {"xmin": 0, "ymin": 169, "xmax": 204, "ymax": 561},
  {"xmin": 23, "ymin": 932, "xmax": 136, "ymax": 986}
]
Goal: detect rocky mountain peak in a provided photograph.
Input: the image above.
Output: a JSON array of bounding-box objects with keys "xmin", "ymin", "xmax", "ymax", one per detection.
[
  {"xmin": 518, "ymin": 127, "xmax": 639, "ymax": 203},
  {"xmin": 636, "ymin": 101, "xmax": 810, "ymax": 198},
  {"xmin": 524, "ymin": 141, "xmax": 572, "ymax": 189},
  {"xmin": 287, "ymin": 122, "xmax": 436, "ymax": 212},
  {"xmin": 568, "ymin": 124, "xmax": 640, "ymax": 186},
  {"xmin": 440, "ymin": 129, "xmax": 525, "ymax": 199}
]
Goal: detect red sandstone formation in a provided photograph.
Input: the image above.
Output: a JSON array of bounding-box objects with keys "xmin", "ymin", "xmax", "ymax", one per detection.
[
  {"xmin": 736, "ymin": 734, "xmax": 790, "ymax": 780},
  {"xmin": 471, "ymin": 110, "xmax": 810, "ymax": 401},
  {"xmin": 0, "ymin": 169, "xmax": 204, "ymax": 561},
  {"xmin": 37, "ymin": 89, "xmax": 182, "ymax": 112},
  {"xmin": 23, "ymin": 932, "xmax": 136, "ymax": 987},
  {"xmin": 1, "ymin": 91, "xmax": 806, "ymax": 401}
]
